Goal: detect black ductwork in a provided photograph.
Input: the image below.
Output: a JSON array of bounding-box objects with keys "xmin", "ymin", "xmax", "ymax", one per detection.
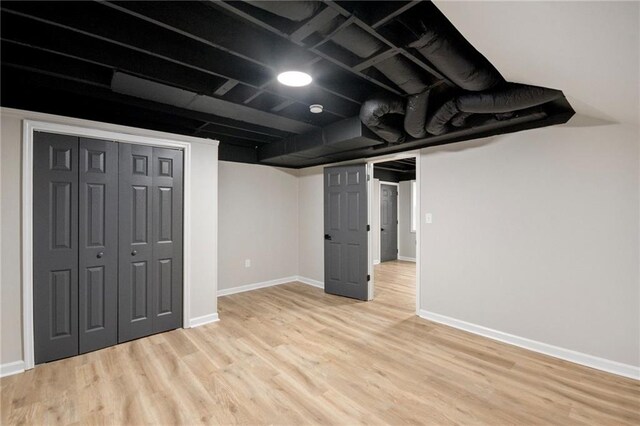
[
  {"xmin": 359, "ymin": 94, "xmax": 406, "ymax": 143},
  {"xmin": 456, "ymin": 83, "xmax": 563, "ymax": 113},
  {"xmin": 330, "ymin": 24, "xmax": 384, "ymax": 58},
  {"xmin": 425, "ymin": 99, "xmax": 459, "ymax": 136},
  {"xmin": 404, "ymin": 89, "xmax": 430, "ymax": 138},
  {"xmin": 258, "ymin": 117, "xmax": 385, "ymax": 166},
  {"xmin": 239, "ymin": 0, "xmax": 573, "ymax": 168},
  {"xmin": 374, "ymin": 56, "xmax": 430, "ymax": 95},
  {"xmin": 405, "ymin": 11, "xmax": 505, "ymax": 91},
  {"xmin": 317, "ymin": 17, "xmax": 429, "ymax": 95},
  {"xmin": 450, "ymin": 111, "xmax": 473, "ymax": 128},
  {"xmin": 425, "ymin": 83, "xmax": 564, "ymax": 135}
]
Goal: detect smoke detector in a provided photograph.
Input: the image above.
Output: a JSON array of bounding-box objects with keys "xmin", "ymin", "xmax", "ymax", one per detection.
[{"xmin": 309, "ymin": 104, "xmax": 323, "ymax": 114}]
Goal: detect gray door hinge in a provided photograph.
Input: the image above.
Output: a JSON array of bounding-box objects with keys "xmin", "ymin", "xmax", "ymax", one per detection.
[
  {"xmin": 367, "ymin": 274, "xmax": 370, "ymax": 281},
  {"xmin": 367, "ymin": 224, "xmax": 370, "ymax": 231}
]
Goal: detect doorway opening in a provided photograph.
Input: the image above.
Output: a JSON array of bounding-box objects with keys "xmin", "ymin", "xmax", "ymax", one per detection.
[
  {"xmin": 321, "ymin": 152, "xmax": 420, "ymax": 313},
  {"xmin": 368, "ymin": 154, "xmax": 419, "ymax": 314}
]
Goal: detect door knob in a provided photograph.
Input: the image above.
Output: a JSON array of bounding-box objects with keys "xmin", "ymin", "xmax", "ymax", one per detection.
[
  {"xmin": 131, "ymin": 250, "xmax": 137, "ymax": 256},
  {"xmin": 381, "ymin": 228, "xmax": 385, "ymax": 231},
  {"xmin": 96, "ymin": 252, "xmax": 104, "ymax": 259},
  {"xmin": 324, "ymin": 234, "xmax": 332, "ymax": 240}
]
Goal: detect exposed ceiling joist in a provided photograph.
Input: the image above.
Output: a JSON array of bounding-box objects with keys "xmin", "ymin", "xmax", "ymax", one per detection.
[
  {"xmin": 211, "ymin": 1, "xmax": 406, "ymax": 95},
  {"xmin": 0, "ymin": 0, "xmax": 574, "ymax": 168},
  {"xmin": 289, "ymin": 7, "xmax": 340, "ymax": 42},
  {"xmin": 0, "ymin": 3, "xmax": 357, "ymax": 118}
]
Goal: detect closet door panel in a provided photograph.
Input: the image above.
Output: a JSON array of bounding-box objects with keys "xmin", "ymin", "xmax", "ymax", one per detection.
[
  {"xmin": 118, "ymin": 144, "xmax": 154, "ymax": 342},
  {"xmin": 152, "ymin": 148, "xmax": 183, "ymax": 333},
  {"xmin": 33, "ymin": 132, "xmax": 79, "ymax": 364},
  {"xmin": 78, "ymin": 138, "xmax": 118, "ymax": 353}
]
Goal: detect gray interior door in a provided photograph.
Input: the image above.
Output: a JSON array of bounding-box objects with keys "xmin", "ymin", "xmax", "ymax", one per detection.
[
  {"xmin": 380, "ymin": 184, "xmax": 398, "ymax": 262},
  {"xmin": 324, "ymin": 164, "xmax": 368, "ymax": 300},
  {"xmin": 118, "ymin": 144, "xmax": 183, "ymax": 342},
  {"xmin": 151, "ymin": 147, "xmax": 183, "ymax": 334},
  {"xmin": 78, "ymin": 138, "xmax": 118, "ymax": 354},
  {"xmin": 118, "ymin": 144, "xmax": 154, "ymax": 342},
  {"xmin": 33, "ymin": 132, "xmax": 79, "ymax": 364}
]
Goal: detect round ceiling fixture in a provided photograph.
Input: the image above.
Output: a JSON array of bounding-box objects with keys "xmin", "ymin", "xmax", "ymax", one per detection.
[
  {"xmin": 309, "ymin": 104, "xmax": 323, "ymax": 114},
  {"xmin": 277, "ymin": 71, "xmax": 312, "ymax": 87}
]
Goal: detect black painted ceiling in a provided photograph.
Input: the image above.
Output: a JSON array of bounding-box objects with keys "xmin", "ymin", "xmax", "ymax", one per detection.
[
  {"xmin": 0, "ymin": 1, "xmax": 574, "ymax": 167},
  {"xmin": 374, "ymin": 158, "xmax": 416, "ymax": 182}
]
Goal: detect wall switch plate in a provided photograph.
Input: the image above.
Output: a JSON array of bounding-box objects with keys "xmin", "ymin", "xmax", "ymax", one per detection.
[
  {"xmin": 244, "ymin": 259, "xmax": 251, "ymax": 268},
  {"xmin": 425, "ymin": 213, "xmax": 433, "ymax": 224}
]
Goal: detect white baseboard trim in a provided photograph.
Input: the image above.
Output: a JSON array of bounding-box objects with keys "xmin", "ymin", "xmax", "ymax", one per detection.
[
  {"xmin": 296, "ymin": 276, "xmax": 324, "ymax": 289},
  {"xmin": 373, "ymin": 259, "xmax": 380, "ymax": 265},
  {"xmin": 188, "ymin": 313, "xmax": 219, "ymax": 328},
  {"xmin": 1, "ymin": 360, "xmax": 25, "ymax": 378},
  {"xmin": 398, "ymin": 256, "xmax": 416, "ymax": 262},
  {"xmin": 217, "ymin": 276, "xmax": 300, "ymax": 297},
  {"xmin": 419, "ymin": 310, "xmax": 639, "ymax": 380},
  {"xmin": 217, "ymin": 276, "xmax": 324, "ymax": 298}
]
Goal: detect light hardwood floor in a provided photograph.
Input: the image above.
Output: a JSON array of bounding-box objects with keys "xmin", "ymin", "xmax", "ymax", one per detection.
[{"xmin": 2, "ymin": 260, "xmax": 639, "ymax": 425}]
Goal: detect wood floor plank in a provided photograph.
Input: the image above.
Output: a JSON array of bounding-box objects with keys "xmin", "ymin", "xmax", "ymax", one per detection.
[{"xmin": 1, "ymin": 260, "xmax": 638, "ymax": 425}]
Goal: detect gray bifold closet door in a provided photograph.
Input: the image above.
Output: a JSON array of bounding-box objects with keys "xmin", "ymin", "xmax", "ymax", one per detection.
[
  {"xmin": 34, "ymin": 132, "xmax": 184, "ymax": 363},
  {"xmin": 34, "ymin": 134, "xmax": 119, "ymax": 363},
  {"xmin": 118, "ymin": 144, "xmax": 183, "ymax": 342},
  {"xmin": 78, "ymin": 138, "xmax": 119, "ymax": 354},
  {"xmin": 34, "ymin": 132, "xmax": 80, "ymax": 364}
]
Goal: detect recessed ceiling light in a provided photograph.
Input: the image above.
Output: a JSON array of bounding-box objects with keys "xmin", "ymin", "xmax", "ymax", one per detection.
[
  {"xmin": 277, "ymin": 71, "xmax": 312, "ymax": 87},
  {"xmin": 309, "ymin": 104, "xmax": 323, "ymax": 114}
]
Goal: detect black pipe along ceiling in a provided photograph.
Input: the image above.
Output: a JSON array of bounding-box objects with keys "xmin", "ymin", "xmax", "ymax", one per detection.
[{"xmin": 0, "ymin": 1, "xmax": 574, "ymax": 167}]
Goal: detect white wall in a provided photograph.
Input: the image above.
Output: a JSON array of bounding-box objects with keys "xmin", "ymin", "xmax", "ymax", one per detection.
[
  {"xmin": 420, "ymin": 123, "xmax": 639, "ymax": 368},
  {"xmin": 0, "ymin": 108, "xmax": 219, "ymax": 369},
  {"xmin": 298, "ymin": 166, "xmax": 324, "ymax": 283},
  {"xmin": 295, "ymin": 126, "xmax": 639, "ymax": 374},
  {"xmin": 398, "ymin": 180, "xmax": 416, "ymax": 260},
  {"xmin": 418, "ymin": 0, "xmax": 640, "ymax": 373},
  {"xmin": 218, "ymin": 161, "xmax": 299, "ymax": 290}
]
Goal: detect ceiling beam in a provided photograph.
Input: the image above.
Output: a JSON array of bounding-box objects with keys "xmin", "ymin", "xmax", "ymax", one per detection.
[
  {"xmin": 352, "ymin": 49, "xmax": 400, "ymax": 73},
  {"xmin": 213, "ymin": 80, "xmax": 240, "ymax": 96},
  {"xmin": 1, "ymin": 41, "xmax": 113, "ymax": 87},
  {"xmin": 289, "ymin": 7, "xmax": 340, "ymax": 43},
  {"xmin": 211, "ymin": 1, "xmax": 403, "ymax": 95},
  {"xmin": 0, "ymin": 3, "xmax": 270, "ymax": 83},
  {"xmin": 322, "ymin": 1, "xmax": 450, "ymax": 84},
  {"xmin": 102, "ymin": 1, "xmax": 315, "ymax": 70},
  {"xmin": 271, "ymin": 100, "xmax": 295, "ymax": 112},
  {"xmin": 0, "ymin": 3, "xmax": 356, "ymax": 118},
  {"xmin": 396, "ymin": 158, "xmax": 417, "ymax": 166},
  {"xmin": 0, "ymin": 49, "xmax": 294, "ymax": 140},
  {"xmin": 0, "ymin": 16, "xmax": 228, "ymax": 95},
  {"xmin": 101, "ymin": 1, "xmax": 367, "ymax": 110},
  {"xmin": 1, "ymin": 66, "xmax": 286, "ymax": 147},
  {"xmin": 374, "ymin": 165, "xmax": 408, "ymax": 173},
  {"xmin": 112, "ymin": 72, "xmax": 317, "ymax": 134},
  {"xmin": 371, "ymin": 1, "xmax": 421, "ymax": 29}
]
